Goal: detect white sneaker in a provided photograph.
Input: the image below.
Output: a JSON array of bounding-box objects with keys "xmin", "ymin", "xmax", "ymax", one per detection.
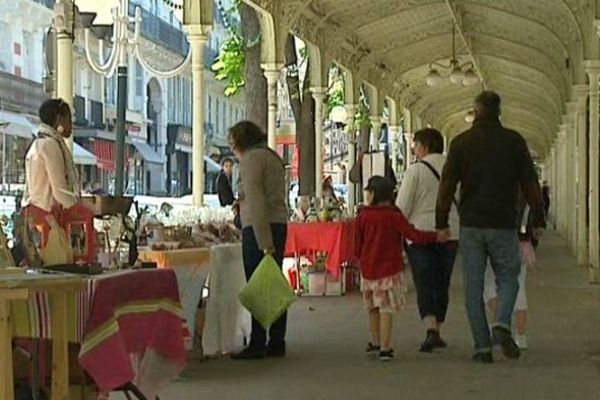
[{"xmin": 515, "ymin": 335, "xmax": 528, "ymax": 350}]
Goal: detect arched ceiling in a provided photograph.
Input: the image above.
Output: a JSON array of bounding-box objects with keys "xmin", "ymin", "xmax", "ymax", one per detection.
[{"xmin": 246, "ymin": 0, "xmax": 593, "ymax": 157}]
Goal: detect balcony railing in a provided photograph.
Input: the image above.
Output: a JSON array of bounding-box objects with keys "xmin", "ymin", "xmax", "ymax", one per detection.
[
  {"xmin": 129, "ymin": 2, "xmax": 189, "ymax": 58},
  {"xmin": 0, "ymin": 70, "xmax": 48, "ymax": 115}
]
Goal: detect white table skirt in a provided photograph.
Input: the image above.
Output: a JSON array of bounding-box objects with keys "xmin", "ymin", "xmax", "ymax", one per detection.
[{"xmin": 202, "ymin": 243, "xmax": 251, "ymax": 355}]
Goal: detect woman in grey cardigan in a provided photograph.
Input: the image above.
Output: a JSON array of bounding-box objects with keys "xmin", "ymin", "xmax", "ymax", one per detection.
[{"xmin": 228, "ymin": 121, "xmax": 289, "ymax": 360}]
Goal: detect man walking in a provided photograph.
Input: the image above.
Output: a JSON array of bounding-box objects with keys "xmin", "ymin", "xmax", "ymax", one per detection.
[
  {"xmin": 435, "ymin": 91, "xmax": 545, "ymax": 363},
  {"xmin": 216, "ymin": 157, "xmax": 235, "ymax": 207}
]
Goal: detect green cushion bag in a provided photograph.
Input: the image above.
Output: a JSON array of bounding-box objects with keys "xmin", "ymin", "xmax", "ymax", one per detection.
[{"xmin": 239, "ymin": 254, "xmax": 296, "ymax": 329}]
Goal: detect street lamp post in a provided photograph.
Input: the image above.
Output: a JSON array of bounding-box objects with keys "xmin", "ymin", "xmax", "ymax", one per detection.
[{"xmin": 81, "ymin": 0, "xmax": 194, "ymax": 196}]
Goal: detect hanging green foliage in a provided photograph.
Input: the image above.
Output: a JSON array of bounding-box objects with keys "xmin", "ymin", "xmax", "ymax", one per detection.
[
  {"xmin": 355, "ymin": 88, "xmax": 371, "ymax": 129},
  {"xmin": 211, "ymin": 35, "xmax": 246, "ymax": 96}
]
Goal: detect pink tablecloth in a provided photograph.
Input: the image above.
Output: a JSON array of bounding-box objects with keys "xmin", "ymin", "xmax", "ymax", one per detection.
[
  {"xmin": 78, "ymin": 269, "xmax": 187, "ymax": 396},
  {"xmin": 285, "ymin": 222, "xmax": 357, "ymax": 279}
]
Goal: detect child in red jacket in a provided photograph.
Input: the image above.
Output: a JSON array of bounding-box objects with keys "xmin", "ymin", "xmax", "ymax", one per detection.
[{"xmin": 356, "ymin": 176, "xmax": 443, "ymax": 361}]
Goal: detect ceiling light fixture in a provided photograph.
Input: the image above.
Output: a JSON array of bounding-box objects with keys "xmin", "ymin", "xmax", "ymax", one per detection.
[{"xmin": 426, "ymin": 23, "xmax": 481, "ymax": 87}]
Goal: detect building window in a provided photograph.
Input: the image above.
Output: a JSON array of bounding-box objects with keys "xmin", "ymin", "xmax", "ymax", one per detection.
[
  {"xmin": 13, "ymin": 43, "xmax": 20, "ymax": 56},
  {"xmin": 208, "ymin": 95, "xmax": 212, "ymax": 124},
  {"xmin": 215, "ymin": 99, "xmax": 220, "ymax": 134},
  {"xmin": 106, "ymin": 74, "xmax": 116, "ymax": 105},
  {"xmin": 135, "ymin": 61, "xmax": 143, "ymax": 96},
  {"xmin": 14, "ymin": 66, "xmax": 21, "ymax": 77}
]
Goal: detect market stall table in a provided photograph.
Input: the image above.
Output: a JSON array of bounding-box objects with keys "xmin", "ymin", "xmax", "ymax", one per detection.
[
  {"xmin": 8, "ymin": 268, "xmax": 187, "ymax": 399},
  {"xmin": 0, "ymin": 270, "xmax": 83, "ymax": 400},
  {"xmin": 139, "ymin": 247, "xmax": 211, "ymax": 348},
  {"xmin": 285, "ymin": 221, "xmax": 356, "ymax": 276},
  {"xmin": 139, "ymin": 245, "xmax": 250, "ymax": 356}
]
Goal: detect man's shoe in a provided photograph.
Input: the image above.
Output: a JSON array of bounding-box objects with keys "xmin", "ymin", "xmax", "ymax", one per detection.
[
  {"xmin": 492, "ymin": 326, "xmax": 521, "ymax": 359},
  {"xmin": 231, "ymin": 347, "xmax": 267, "ymax": 360},
  {"xmin": 419, "ymin": 329, "xmax": 439, "ymax": 353},
  {"xmin": 472, "ymin": 352, "xmax": 493, "ymax": 364},
  {"xmin": 266, "ymin": 346, "xmax": 286, "ymax": 358}
]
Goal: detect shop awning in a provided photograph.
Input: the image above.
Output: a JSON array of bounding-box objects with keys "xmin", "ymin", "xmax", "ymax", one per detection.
[
  {"xmin": 73, "ymin": 142, "xmax": 97, "ymax": 165},
  {"xmin": 132, "ymin": 141, "xmax": 162, "ymax": 164},
  {"xmin": 205, "ymin": 156, "xmax": 221, "ymax": 173},
  {"xmin": 93, "ymin": 140, "xmax": 116, "ymax": 171},
  {"xmin": 0, "ymin": 110, "xmax": 35, "ymax": 139}
]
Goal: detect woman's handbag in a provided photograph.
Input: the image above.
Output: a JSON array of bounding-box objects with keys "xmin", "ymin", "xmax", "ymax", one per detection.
[{"xmin": 238, "ymin": 254, "xmax": 296, "ymax": 329}]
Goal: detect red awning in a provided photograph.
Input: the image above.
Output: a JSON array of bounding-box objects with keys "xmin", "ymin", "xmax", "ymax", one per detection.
[{"xmin": 92, "ymin": 140, "xmax": 131, "ymax": 172}]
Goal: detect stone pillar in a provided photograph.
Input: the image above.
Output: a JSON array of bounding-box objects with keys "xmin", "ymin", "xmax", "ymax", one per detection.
[
  {"xmin": 585, "ymin": 61, "xmax": 600, "ymax": 282},
  {"xmin": 388, "ymin": 125, "xmax": 402, "ymax": 174},
  {"xmin": 370, "ymin": 116, "xmax": 382, "ymax": 152},
  {"xmin": 550, "ymin": 146, "xmax": 557, "ymax": 229},
  {"xmin": 346, "ymin": 104, "xmax": 358, "ymax": 214},
  {"xmin": 566, "ymin": 104, "xmax": 578, "ymax": 251},
  {"xmin": 54, "ymin": 0, "xmax": 74, "ymax": 152},
  {"xmin": 186, "ymin": 27, "xmax": 209, "ymax": 206},
  {"xmin": 311, "ymin": 87, "xmax": 327, "ymax": 199},
  {"xmin": 556, "ymin": 126, "xmax": 567, "ymax": 236},
  {"xmin": 262, "ymin": 65, "xmax": 283, "ymax": 150},
  {"xmin": 404, "ymin": 131, "xmax": 413, "ymax": 170},
  {"xmin": 574, "ymin": 84, "xmax": 589, "ymax": 266}
]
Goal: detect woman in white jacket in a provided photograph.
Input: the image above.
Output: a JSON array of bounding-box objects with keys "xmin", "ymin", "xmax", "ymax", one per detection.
[{"xmin": 397, "ymin": 128, "xmax": 460, "ymax": 352}]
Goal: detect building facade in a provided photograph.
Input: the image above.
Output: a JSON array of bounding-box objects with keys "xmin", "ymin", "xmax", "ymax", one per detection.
[{"xmin": 0, "ymin": 0, "xmax": 244, "ymax": 196}]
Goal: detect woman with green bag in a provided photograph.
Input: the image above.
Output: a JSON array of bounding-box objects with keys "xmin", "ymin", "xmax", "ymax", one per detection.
[{"xmin": 229, "ymin": 121, "xmax": 289, "ymax": 360}]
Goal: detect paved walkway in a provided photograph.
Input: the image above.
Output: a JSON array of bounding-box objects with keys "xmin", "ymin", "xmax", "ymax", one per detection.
[{"xmin": 161, "ymin": 233, "xmax": 600, "ymax": 400}]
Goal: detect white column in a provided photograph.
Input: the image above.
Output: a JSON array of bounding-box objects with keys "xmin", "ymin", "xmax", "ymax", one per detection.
[
  {"xmin": 186, "ymin": 27, "xmax": 209, "ymax": 207},
  {"xmin": 370, "ymin": 116, "xmax": 382, "ymax": 152},
  {"xmin": 557, "ymin": 126, "xmax": 568, "ymax": 236},
  {"xmin": 574, "ymin": 85, "xmax": 589, "ymax": 266},
  {"xmin": 346, "ymin": 104, "xmax": 358, "ymax": 214},
  {"xmin": 585, "ymin": 62, "xmax": 600, "ymax": 282},
  {"xmin": 550, "ymin": 147, "xmax": 557, "ymax": 229},
  {"xmin": 566, "ymin": 104, "xmax": 578, "ymax": 251},
  {"xmin": 404, "ymin": 131, "xmax": 413, "ymax": 170},
  {"xmin": 311, "ymin": 87, "xmax": 327, "ymax": 199},
  {"xmin": 388, "ymin": 125, "xmax": 401, "ymax": 174},
  {"xmin": 54, "ymin": 0, "xmax": 74, "ymax": 152},
  {"xmin": 262, "ymin": 65, "xmax": 283, "ymax": 150}
]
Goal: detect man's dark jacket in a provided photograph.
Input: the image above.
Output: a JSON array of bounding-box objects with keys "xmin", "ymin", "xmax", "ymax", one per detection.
[
  {"xmin": 216, "ymin": 171, "xmax": 235, "ymax": 207},
  {"xmin": 436, "ymin": 117, "xmax": 545, "ymax": 230}
]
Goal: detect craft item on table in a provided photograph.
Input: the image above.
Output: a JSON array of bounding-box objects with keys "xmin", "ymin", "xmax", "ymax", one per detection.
[
  {"xmin": 120, "ymin": 201, "xmax": 149, "ymax": 267},
  {"xmin": 0, "ymin": 224, "xmax": 14, "ymax": 268},
  {"xmin": 305, "ymin": 203, "xmax": 320, "ymax": 223},
  {"xmin": 41, "ymin": 216, "xmax": 74, "ymax": 266}
]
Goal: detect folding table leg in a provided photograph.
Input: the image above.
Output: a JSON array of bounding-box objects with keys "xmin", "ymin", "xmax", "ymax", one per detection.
[{"xmin": 0, "ymin": 298, "xmax": 15, "ymax": 400}]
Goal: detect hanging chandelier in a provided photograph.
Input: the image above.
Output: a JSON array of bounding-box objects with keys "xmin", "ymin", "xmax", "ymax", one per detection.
[{"xmin": 426, "ymin": 23, "xmax": 481, "ymax": 87}]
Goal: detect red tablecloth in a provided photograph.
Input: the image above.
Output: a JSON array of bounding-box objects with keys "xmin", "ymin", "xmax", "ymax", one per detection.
[
  {"xmin": 78, "ymin": 269, "xmax": 188, "ymax": 396},
  {"xmin": 285, "ymin": 222, "xmax": 356, "ymax": 279}
]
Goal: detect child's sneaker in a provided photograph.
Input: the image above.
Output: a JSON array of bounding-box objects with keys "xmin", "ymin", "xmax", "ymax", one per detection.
[
  {"xmin": 515, "ymin": 335, "xmax": 528, "ymax": 350},
  {"xmin": 366, "ymin": 342, "xmax": 380, "ymax": 357},
  {"xmin": 379, "ymin": 349, "xmax": 394, "ymax": 362}
]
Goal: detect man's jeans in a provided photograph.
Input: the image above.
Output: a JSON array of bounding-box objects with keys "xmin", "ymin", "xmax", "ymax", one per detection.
[{"xmin": 460, "ymin": 227, "xmax": 521, "ymax": 353}]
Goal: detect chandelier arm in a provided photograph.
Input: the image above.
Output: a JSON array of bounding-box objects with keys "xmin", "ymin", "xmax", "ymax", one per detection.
[
  {"xmin": 429, "ymin": 60, "xmax": 453, "ymax": 70},
  {"xmin": 84, "ymin": 28, "xmax": 119, "ymax": 76},
  {"xmin": 134, "ymin": 42, "xmax": 192, "ymax": 78},
  {"xmin": 458, "ymin": 60, "xmax": 474, "ymax": 70}
]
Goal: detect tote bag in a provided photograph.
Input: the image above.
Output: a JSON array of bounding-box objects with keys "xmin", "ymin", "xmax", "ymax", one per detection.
[{"xmin": 239, "ymin": 254, "xmax": 296, "ymax": 329}]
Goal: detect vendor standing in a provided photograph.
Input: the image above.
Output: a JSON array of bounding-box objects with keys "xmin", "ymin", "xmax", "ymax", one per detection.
[
  {"xmin": 228, "ymin": 121, "xmax": 289, "ymax": 360},
  {"xmin": 23, "ymin": 98, "xmax": 80, "ymax": 212}
]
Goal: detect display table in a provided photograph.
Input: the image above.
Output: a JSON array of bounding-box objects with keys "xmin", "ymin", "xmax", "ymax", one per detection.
[
  {"xmin": 0, "ymin": 271, "xmax": 83, "ymax": 400},
  {"xmin": 139, "ymin": 247, "xmax": 211, "ymax": 348},
  {"xmin": 7, "ymin": 269, "xmax": 187, "ymax": 399},
  {"xmin": 140, "ymin": 245, "xmax": 250, "ymax": 357},
  {"xmin": 202, "ymin": 244, "xmax": 250, "ymax": 356},
  {"xmin": 285, "ymin": 221, "xmax": 357, "ymax": 280}
]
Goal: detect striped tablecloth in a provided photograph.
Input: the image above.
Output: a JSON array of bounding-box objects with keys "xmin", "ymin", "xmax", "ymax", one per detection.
[{"xmin": 11, "ymin": 269, "xmax": 188, "ymax": 398}]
